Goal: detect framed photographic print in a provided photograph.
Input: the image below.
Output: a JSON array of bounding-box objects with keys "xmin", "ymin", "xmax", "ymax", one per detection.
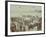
[{"xmin": 5, "ymin": 1, "xmax": 45, "ymax": 36}]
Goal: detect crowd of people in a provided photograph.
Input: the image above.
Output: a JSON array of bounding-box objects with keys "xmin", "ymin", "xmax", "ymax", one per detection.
[{"xmin": 10, "ymin": 15, "xmax": 42, "ymax": 32}]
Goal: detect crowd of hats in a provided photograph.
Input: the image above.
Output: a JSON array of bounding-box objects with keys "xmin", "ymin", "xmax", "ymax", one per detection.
[{"xmin": 10, "ymin": 15, "xmax": 42, "ymax": 32}]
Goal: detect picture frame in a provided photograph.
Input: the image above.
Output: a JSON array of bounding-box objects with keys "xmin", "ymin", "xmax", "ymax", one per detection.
[{"xmin": 5, "ymin": 1, "xmax": 45, "ymax": 36}]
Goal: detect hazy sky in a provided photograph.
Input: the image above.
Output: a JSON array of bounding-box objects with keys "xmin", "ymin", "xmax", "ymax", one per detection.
[{"xmin": 10, "ymin": 4, "xmax": 42, "ymax": 17}]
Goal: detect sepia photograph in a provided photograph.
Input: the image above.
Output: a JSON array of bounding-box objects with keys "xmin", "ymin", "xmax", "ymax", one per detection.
[
  {"xmin": 7, "ymin": 2, "xmax": 45, "ymax": 35},
  {"xmin": 10, "ymin": 5, "xmax": 42, "ymax": 32}
]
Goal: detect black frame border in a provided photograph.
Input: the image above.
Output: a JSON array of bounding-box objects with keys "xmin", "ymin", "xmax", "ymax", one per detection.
[{"xmin": 5, "ymin": 1, "xmax": 45, "ymax": 36}]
